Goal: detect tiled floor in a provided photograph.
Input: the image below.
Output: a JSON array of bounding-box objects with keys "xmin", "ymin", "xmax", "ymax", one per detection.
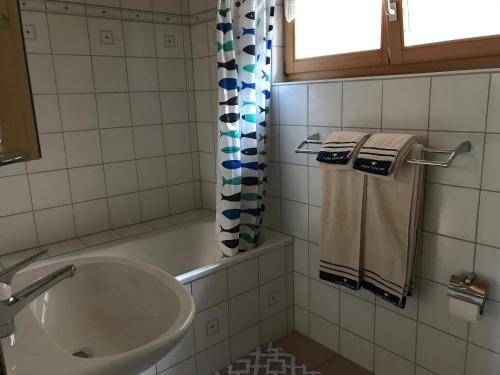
[{"xmin": 275, "ymin": 332, "xmax": 372, "ymax": 375}]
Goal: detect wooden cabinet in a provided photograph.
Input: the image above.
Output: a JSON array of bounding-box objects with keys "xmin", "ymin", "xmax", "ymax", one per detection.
[{"xmin": 0, "ymin": 0, "xmax": 40, "ymax": 165}]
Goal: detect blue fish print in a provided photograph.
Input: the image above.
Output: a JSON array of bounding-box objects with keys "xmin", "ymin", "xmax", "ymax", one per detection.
[
  {"xmin": 241, "ymin": 81, "xmax": 256, "ymax": 90},
  {"xmin": 242, "ymin": 27, "xmax": 256, "ymax": 36},
  {"xmin": 221, "ymin": 160, "xmax": 259, "ymax": 170},
  {"xmin": 216, "ymin": 23, "xmax": 233, "ymax": 33},
  {"xmin": 222, "ymin": 209, "xmax": 241, "ymax": 220},
  {"xmin": 242, "ymin": 208, "xmax": 261, "ymax": 216},
  {"xmin": 262, "ymin": 89, "xmax": 271, "ymax": 99},
  {"xmin": 221, "ymin": 208, "xmax": 261, "ymax": 219},
  {"xmin": 219, "ymin": 78, "xmax": 238, "ymax": 90}
]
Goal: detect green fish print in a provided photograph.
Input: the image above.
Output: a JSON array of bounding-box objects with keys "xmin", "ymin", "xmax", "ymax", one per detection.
[
  {"xmin": 241, "ymin": 193, "xmax": 260, "ymax": 201},
  {"xmin": 222, "ymin": 176, "xmax": 241, "ymax": 186},
  {"xmin": 218, "ymin": 8, "xmax": 230, "ymax": 17},
  {"xmin": 242, "ymin": 114, "xmax": 257, "ymax": 123},
  {"xmin": 242, "ymin": 101, "xmax": 257, "ymax": 107},
  {"xmin": 220, "ymin": 129, "xmax": 240, "ymax": 138},
  {"xmin": 217, "ymin": 41, "xmax": 234, "ymax": 52},
  {"xmin": 240, "ymin": 233, "xmax": 255, "ymax": 244},
  {"xmin": 242, "ymin": 223, "xmax": 259, "ymax": 230},
  {"xmin": 221, "ymin": 146, "xmax": 241, "ymax": 154},
  {"xmin": 243, "ymin": 64, "xmax": 256, "ymax": 73}
]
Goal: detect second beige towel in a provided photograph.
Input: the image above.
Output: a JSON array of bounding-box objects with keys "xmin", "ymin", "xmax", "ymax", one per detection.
[{"xmin": 360, "ymin": 144, "xmax": 424, "ymax": 307}]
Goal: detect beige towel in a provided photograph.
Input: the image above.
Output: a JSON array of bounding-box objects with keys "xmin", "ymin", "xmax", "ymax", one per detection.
[
  {"xmin": 318, "ymin": 131, "xmax": 370, "ymax": 289},
  {"xmin": 353, "ymin": 133, "xmax": 418, "ymax": 178},
  {"xmin": 360, "ymin": 143, "xmax": 424, "ymax": 308}
]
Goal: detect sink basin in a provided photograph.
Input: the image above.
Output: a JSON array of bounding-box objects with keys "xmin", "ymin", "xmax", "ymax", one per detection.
[{"xmin": 1, "ymin": 256, "xmax": 195, "ymax": 375}]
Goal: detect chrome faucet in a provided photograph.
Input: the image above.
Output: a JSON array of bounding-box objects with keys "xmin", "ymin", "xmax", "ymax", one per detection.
[{"xmin": 0, "ymin": 250, "xmax": 76, "ymax": 338}]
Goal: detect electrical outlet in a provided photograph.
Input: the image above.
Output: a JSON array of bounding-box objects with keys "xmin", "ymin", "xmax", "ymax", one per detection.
[
  {"xmin": 99, "ymin": 30, "xmax": 114, "ymax": 45},
  {"xmin": 164, "ymin": 34, "xmax": 176, "ymax": 48},
  {"xmin": 205, "ymin": 318, "xmax": 219, "ymax": 336},
  {"xmin": 268, "ymin": 290, "xmax": 279, "ymax": 307},
  {"xmin": 23, "ymin": 24, "xmax": 37, "ymax": 40}
]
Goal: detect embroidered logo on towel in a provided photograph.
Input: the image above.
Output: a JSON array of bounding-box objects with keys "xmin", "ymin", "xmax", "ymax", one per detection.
[
  {"xmin": 316, "ymin": 150, "xmax": 351, "ymax": 164},
  {"xmin": 353, "ymin": 158, "xmax": 393, "ymax": 176}
]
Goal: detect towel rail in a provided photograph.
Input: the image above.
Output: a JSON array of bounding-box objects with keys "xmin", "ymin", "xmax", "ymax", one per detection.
[{"xmin": 294, "ymin": 133, "xmax": 471, "ymax": 168}]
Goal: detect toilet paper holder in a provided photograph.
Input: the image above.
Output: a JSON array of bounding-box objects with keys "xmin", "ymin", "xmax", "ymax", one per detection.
[{"xmin": 447, "ymin": 273, "xmax": 487, "ymax": 315}]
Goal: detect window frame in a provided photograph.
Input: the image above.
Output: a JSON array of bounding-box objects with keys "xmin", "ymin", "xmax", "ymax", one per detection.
[{"xmin": 284, "ymin": 0, "xmax": 500, "ymax": 81}]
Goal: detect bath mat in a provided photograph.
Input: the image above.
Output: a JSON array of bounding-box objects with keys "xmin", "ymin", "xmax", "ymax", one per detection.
[{"xmin": 215, "ymin": 342, "xmax": 321, "ymax": 375}]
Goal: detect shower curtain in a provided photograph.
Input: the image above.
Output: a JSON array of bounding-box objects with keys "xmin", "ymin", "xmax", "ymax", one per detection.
[{"xmin": 216, "ymin": 0, "xmax": 276, "ymax": 257}]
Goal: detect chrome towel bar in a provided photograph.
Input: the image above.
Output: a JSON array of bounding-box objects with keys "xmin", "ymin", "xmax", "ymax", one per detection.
[{"xmin": 294, "ymin": 133, "xmax": 471, "ymax": 168}]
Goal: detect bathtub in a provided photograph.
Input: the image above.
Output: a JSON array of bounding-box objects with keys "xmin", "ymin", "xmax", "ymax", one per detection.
[{"xmin": 38, "ymin": 210, "xmax": 293, "ymax": 284}]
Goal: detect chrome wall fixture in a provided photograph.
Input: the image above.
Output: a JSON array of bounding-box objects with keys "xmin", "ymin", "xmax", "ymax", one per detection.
[{"xmin": 294, "ymin": 133, "xmax": 472, "ymax": 168}]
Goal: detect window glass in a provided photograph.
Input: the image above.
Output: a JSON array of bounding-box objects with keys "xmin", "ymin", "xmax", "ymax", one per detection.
[
  {"xmin": 294, "ymin": 0, "xmax": 382, "ymax": 59},
  {"xmin": 403, "ymin": 0, "xmax": 500, "ymax": 47}
]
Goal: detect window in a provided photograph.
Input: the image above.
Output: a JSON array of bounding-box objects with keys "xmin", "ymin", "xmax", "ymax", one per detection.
[
  {"xmin": 285, "ymin": 0, "xmax": 500, "ymax": 80},
  {"xmin": 0, "ymin": 0, "xmax": 40, "ymax": 165}
]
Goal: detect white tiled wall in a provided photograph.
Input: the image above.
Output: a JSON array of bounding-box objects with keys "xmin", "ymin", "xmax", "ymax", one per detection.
[
  {"xmin": 190, "ymin": 2, "xmax": 500, "ymax": 372},
  {"xmin": 148, "ymin": 243, "xmax": 294, "ymax": 375},
  {"xmin": 0, "ymin": 0, "xmax": 202, "ymax": 256},
  {"xmin": 188, "ymin": 0, "xmax": 218, "ymax": 210},
  {"xmin": 266, "ymin": 53, "xmax": 500, "ymax": 375}
]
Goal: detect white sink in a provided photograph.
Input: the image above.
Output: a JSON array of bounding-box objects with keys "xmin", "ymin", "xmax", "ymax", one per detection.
[{"xmin": 1, "ymin": 256, "xmax": 195, "ymax": 375}]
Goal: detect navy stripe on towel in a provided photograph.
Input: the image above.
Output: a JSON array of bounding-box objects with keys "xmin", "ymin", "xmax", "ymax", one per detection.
[
  {"xmin": 320, "ymin": 270, "xmax": 360, "ymax": 290},
  {"xmin": 361, "ymin": 280, "xmax": 407, "ymax": 309}
]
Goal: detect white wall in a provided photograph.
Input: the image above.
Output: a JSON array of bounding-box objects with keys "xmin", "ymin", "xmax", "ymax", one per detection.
[
  {"xmin": 194, "ymin": 1, "xmax": 500, "ymax": 373},
  {"xmin": 0, "ymin": 0, "xmax": 203, "ymax": 256}
]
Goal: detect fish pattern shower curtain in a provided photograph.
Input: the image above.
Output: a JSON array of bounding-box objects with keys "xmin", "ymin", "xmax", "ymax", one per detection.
[{"xmin": 216, "ymin": 0, "xmax": 276, "ymax": 257}]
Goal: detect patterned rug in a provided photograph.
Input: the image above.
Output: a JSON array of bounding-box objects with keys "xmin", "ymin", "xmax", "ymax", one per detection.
[{"xmin": 215, "ymin": 342, "xmax": 321, "ymax": 375}]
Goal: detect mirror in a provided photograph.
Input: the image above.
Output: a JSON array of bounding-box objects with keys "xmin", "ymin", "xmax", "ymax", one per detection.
[{"xmin": 0, "ymin": 0, "xmax": 40, "ymax": 166}]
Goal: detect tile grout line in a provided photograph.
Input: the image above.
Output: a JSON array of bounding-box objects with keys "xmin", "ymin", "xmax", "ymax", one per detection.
[
  {"xmin": 87, "ymin": 13, "xmax": 115, "ymax": 232},
  {"xmin": 463, "ymin": 72, "xmax": 493, "ymax": 374}
]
